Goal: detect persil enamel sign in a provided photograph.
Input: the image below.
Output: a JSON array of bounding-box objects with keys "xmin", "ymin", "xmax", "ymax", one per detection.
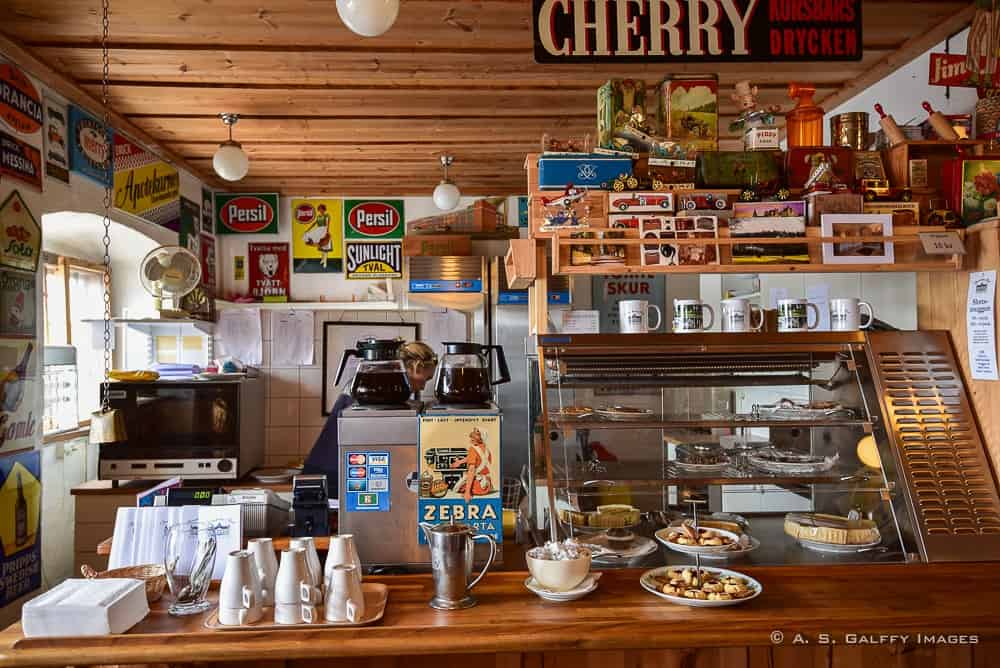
[
  {"xmin": 532, "ymin": 0, "xmax": 862, "ymax": 63},
  {"xmin": 344, "ymin": 199, "xmax": 404, "ymax": 240},
  {"xmin": 214, "ymin": 192, "xmax": 279, "ymax": 234}
]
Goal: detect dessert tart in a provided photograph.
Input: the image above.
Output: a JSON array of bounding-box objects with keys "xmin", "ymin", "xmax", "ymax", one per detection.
[
  {"xmin": 589, "ymin": 504, "xmax": 641, "ymax": 528},
  {"xmin": 784, "ymin": 512, "xmax": 881, "ymax": 547},
  {"xmin": 655, "ymin": 522, "xmax": 741, "ymax": 555}
]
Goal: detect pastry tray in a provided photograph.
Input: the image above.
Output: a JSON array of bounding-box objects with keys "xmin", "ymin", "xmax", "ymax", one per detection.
[{"xmin": 204, "ymin": 583, "xmax": 387, "ymax": 630}]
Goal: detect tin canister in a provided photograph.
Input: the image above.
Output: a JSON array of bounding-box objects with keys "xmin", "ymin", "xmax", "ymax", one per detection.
[{"xmin": 830, "ymin": 112, "xmax": 870, "ymax": 149}]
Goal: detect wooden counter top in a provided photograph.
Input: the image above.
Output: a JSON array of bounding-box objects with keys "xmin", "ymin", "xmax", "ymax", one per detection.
[{"xmin": 1, "ymin": 564, "xmax": 997, "ymax": 667}]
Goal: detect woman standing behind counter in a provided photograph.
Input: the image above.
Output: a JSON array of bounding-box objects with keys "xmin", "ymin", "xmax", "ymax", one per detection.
[{"xmin": 303, "ymin": 341, "xmax": 438, "ymax": 493}]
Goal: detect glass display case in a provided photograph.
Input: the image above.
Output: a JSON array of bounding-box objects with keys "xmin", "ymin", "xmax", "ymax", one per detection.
[{"xmin": 530, "ymin": 331, "xmax": 1000, "ymax": 568}]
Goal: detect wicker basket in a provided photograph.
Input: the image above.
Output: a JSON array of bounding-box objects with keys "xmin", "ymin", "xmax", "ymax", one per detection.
[
  {"xmin": 976, "ymin": 95, "xmax": 1000, "ymax": 140},
  {"xmin": 81, "ymin": 564, "xmax": 168, "ymax": 603}
]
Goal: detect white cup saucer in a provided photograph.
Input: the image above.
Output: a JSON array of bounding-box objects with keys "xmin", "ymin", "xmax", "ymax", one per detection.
[{"xmin": 525, "ymin": 572, "xmax": 601, "ymax": 601}]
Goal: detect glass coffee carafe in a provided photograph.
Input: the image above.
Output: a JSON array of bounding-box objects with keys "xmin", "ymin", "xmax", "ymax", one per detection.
[
  {"xmin": 335, "ymin": 338, "xmax": 411, "ymax": 406},
  {"xmin": 434, "ymin": 342, "xmax": 510, "ymax": 406}
]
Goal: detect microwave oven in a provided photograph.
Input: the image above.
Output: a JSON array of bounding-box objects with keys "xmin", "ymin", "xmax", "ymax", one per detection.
[{"xmin": 98, "ymin": 376, "xmax": 264, "ymax": 481}]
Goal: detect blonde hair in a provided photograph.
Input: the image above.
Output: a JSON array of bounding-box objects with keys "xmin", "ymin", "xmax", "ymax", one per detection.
[{"xmin": 400, "ymin": 341, "xmax": 437, "ymax": 372}]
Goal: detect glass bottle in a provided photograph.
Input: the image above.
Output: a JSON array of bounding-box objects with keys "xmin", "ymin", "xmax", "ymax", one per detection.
[{"xmin": 785, "ymin": 83, "xmax": 825, "ymax": 148}]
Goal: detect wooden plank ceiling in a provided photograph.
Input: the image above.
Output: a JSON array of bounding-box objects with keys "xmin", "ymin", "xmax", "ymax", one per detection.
[{"xmin": 0, "ymin": 0, "xmax": 974, "ymax": 196}]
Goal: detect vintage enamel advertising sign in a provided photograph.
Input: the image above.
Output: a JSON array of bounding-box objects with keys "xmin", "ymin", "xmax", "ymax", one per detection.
[
  {"xmin": 201, "ymin": 187, "xmax": 214, "ymax": 235},
  {"xmin": 0, "ymin": 449, "xmax": 42, "ymax": 605},
  {"xmin": 418, "ymin": 414, "xmax": 502, "ymax": 543},
  {"xmin": 0, "ymin": 131, "xmax": 41, "ymax": 191},
  {"xmin": 248, "ymin": 242, "xmax": 289, "ymax": 302},
  {"xmin": 0, "ymin": 63, "xmax": 42, "ymax": 137},
  {"xmin": 0, "ymin": 339, "xmax": 39, "ymax": 455},
  {"xmin": 178, "ymin": 197, "xmax": 201, "ymax": 252},
  {"xmin": 344, "ymin": 241, "xmax": 403, "ymax": 280},
  {"xmin": 291, "ymin": 198, "xmax": 344, "ymax": 273},
  {"xmin": 928, "ymin": 53, "xmax": 1000, "ymax": 88},
  {"xmin": 532, "ymin": 0, "xmax": 863, "ymax": 63},
  {"xmin": 0, "ymin": 270, "xmax": 36, "ymax": 339},
  {"xmin": 344, "ymin": 199, "xmax": 404, "ymax": 240},
  {"xmin": 113, "ymin": 132, "xmax": 181, "ymax": 230},
  {"xmin": 200, "ymin": 233, "xmax": 216, "ymax": 290},
  {"xmin": 68, "ymin": 105, "xmax": 110, "ymax": 186},
  {"xmin": 215, "ymin": 193, "xmax": 279, "ymax": 234},
  {"xmin": 43, "ymin": 99, "xmax": 69, "ymax": 183},
  {"xmin": 0, "ymin": 192, "xmax": 40, "ymax": 273}
]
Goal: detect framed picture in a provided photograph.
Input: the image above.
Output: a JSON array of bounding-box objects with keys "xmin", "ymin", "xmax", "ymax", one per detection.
[
  {"xmin": 821, "ymin": 214, "xmax": 894, "ymax": 265},
  {"xmin": 321, "ymin": 321, "xmax": 421, "ymax": 415}
]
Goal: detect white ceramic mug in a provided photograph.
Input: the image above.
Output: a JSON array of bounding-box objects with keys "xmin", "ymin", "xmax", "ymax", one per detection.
[
  {"xmin": 777, "ymin": 299, "xmax": 820, "ymax": 332},
  {"xmin": 673, "ymin": 299, "xmax": 715, "ymax": 333},
  {"xmin": 720, "ymin": 298, "xmax": 764, "ymax": 332},
  {"xmin": 325, "ymin": 564, "xmax": 366, "ymax": 623},
  {"xmin": 247, "ymin": 537, "xmax": 278, "ymax": 606},
  {"xmin": 218, "ymin": 550, "xmax": 262, "ymax": 626},
  {"xmin": 619, "ymin": 300, "xmax": 662, "ymax": 334},
  {"xmin": 289, "ymin": 537, "xmax": 323, "ymax": 602},
  {"xmin": 275, "ymin": 547, "xmax": 320, "ymax": 608},
  {"xmin": 325, "ymin": 534, "xmax": 363, "ymax": 591},
  {"xmin": 274, "ymin": 601, "xmax": 317, "ymax": 625},
  {"xmin": 830, "ymin": 298, "xmax": 874, "ymax": 331}
]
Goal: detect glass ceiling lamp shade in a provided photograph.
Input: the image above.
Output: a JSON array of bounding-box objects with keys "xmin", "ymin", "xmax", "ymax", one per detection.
[
  {"xmin": 213, "ymin": 113, "xmax": 249, "ymax": 181},
  {"xmin": 337, "ymin": 0, "xmax": 400, "ymax": 37},
  {"xmin": 433, "ymin": 154, "xmax": 461, "ymax": 211}
]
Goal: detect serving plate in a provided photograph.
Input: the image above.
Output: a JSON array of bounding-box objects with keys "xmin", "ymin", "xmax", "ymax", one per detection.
[
  {"xmin": 593, "ymin": 406, "xmax": 654, "ymax": 421},
  {"xmin": 525, "ymin": 573, "xmax": 601, "ymax": 601},
  {"xmin": 196, "ymin": 372, "xmax": 246, "ymax": 380},
  {"xmin": 249, "ymin": 467, "xmax": 302, "ymax": 484},
  {"xmin": 698, "ymin": 535, "xmax": 761, "ymax": 560},
  {"xmin": 655, "ymin": 526, "xmax": 742, "ymax": 555},
  {"xmin": 747, "ymin": 448, "xmax": 837, "ymax": 474},
  {"xmin": 640, "ymin": 566, "xmax": 762, "ymax": 607},
  {"xmin": 797, "ymin": 536, "xmax": 882, "ymax": 554}
]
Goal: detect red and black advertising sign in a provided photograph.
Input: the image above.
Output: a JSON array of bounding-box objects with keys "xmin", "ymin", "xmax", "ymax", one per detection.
[
  {"xmin": 0, "ymin": 130, "xmax": 42, "ymax": 190},
  {"xmin": 248, "ymin": 242, "xmax": 289, "ymax": 302},
  {"xmin": 928, "ymin": 53, "xmax": 1000, "ymax": 88},
  {"xmin": 532, "ymin": 0, "xmax": 862, "ymax": 63},
  {"xmin": 0, "ymin": 63, "xmax": 43, "ymax": 136}
]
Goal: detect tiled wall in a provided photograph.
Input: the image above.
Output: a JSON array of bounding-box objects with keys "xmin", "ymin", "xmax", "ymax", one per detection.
[{"xmin": 250, "ymin": 309, "xmax": 457, "ymax": 467}]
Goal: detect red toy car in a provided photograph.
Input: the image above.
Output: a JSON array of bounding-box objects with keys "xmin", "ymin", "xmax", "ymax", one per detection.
[
  {"xmin": 679, "ymin": 192, "xmax": 729, "ymax": 211},
  {"xmin": 612, "ymin": 193, "xmax": 673, "ymax": 211}
]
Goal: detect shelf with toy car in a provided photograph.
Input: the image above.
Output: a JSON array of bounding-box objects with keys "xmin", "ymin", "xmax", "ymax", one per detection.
[{"xmin": 547, "ymin": 224, "xmax": 964, "ymax": 276}]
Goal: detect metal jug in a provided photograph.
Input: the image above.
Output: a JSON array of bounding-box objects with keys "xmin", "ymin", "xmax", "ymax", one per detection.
[{"xmin": 419, "ymin": 522, "xmax": 496, "ymax": 610}]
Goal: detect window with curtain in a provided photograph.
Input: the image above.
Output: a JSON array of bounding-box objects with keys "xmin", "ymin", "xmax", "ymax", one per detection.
[{"xmin": 43, "ymin": 255, "xmax": 106, "ymax": 424}]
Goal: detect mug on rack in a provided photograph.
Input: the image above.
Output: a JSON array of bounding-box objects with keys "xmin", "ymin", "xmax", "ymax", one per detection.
[
  {"xmin": 619, "ymin": 300, "xmax": 662, "ymax": 334},
  {"xmin": 673, "ymin": 299, "xmax": 715, "ymax": 333},
  {"xmin": 218, "ymin": 550, "xmax": 263, "ymax": 626},
  {"xmin": 830, "ymin": 298, "xmax": 875, "ymax": 331},
  {"xmin": 776, "ymin": 299, "xmax": 820, "ymax": 332},
  {"xmin": 720, "ymin": 298, "xmax": 764, "ymax": 333}
]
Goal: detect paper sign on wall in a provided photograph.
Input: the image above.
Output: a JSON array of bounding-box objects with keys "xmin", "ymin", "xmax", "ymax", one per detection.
[
  {"xmin": 967, "ymin": 270, "xmax": 998, "ymax": 381},
  {"xmin": 290, "ymin": 198, "xmax": 343, "ymax": 273},
  {"xmin": 68, "ymin": 105, "xmax": 110, "ymax": 186},
  {"xmin": 43, "ymin": 99, "xmax": 69, "ymax": 183}
]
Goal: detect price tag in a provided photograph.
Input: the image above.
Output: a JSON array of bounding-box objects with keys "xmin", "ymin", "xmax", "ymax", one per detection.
[{"xmin": 920, "ymin": 232, "xmax": 966, "ymax": 255}]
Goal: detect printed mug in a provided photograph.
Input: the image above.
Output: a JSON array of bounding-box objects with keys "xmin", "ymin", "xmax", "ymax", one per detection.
[
  {"xmin": 720, "ymin": 298, "xmax": 764, "ymax": 332},
  {"xmin": 830, "ymin": 298, "xmax": 874, "ymax": 331},
  {"xmin": 776, "ymin": 299, "xmax": 820, "ymax": 332},
  {"xmin": 619, "ymin": 300, "xmax": 662, "ymax": 334},
  {"xmin": 673, "ymin": 299, "xmax": 715, "ymax": 333}
]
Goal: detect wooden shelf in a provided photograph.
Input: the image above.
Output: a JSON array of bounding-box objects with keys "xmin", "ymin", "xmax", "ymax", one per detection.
[
  {"xmin": 215, "ymin": 299, "xmax": 414, "ymax": 311},
  {"xmin": 550, "ymin": 417, "xmax": 872, "ymax": 430}
]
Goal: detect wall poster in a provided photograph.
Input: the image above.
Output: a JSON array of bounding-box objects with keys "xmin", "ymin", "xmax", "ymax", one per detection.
[
  {"xmin": 418, "ymin": 414, "xmax": 502, "ymax": 544},
  {"xmin": 113, "ymin": 132, "xmax": 181, "ymax": 231},
  {"xmin": 290, "ymin": 198, "xmax": 343, "ymax": 273},
  {"xmin": 68, "ymin": 105, "xmax": 110, "ymax": 186},
  {"xmin": 247, "ymin": 242, "xmax": 289, "ymax": 302},
  {"xmin": 532, "ymin": 0, "xmax": 863, "ymax": 63},
  {"xmin": 42, "ymin": 98, "xmax": 69, "ymax": 183},
  {"xmin": 344, "ymin": 241, "xmax": 403, "ymax": 280},
  {"xmin": 0, "ymin": 191, "xmax": 41, "ymax": 273},
  {"xmin": 201, "ymin": 187, "xmax": 214, "ymax": 235},
  {"xmin": 178, "ymin": 197, "xmax": 201, "ymax": 252},
  {"xmin": 344, "ymin": 199, "xmax": 404, "ymax": 240},
  {"xmin": 199, "ymin": 233, "xmax": 216, "ymax": 291},
  {"xmin": 0, "ymin": 270, "xmax": 36, "ymax": 339},
  {"xmin": 0, "ymin": 339, "xmax": 38, "ymax": 455},
  {"xmin": 0, "ymin": 449, "xmax": 41, "ymax": 607}
]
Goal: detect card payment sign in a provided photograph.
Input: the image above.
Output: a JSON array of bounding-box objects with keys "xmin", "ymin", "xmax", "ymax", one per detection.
[{"xmin": 344, "ymin": 451, "xmax": 391, "ymax": 512}]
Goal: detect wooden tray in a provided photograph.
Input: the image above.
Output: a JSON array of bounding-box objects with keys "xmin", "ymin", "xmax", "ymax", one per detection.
[{"xmin": 204, "ymin": 583, "xmax": 387, "ymax": 630}]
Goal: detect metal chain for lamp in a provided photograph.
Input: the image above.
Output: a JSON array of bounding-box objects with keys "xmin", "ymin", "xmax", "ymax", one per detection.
[{"xmin": 100, "ymin": 0, "xmax": 112, "ymax": 412}]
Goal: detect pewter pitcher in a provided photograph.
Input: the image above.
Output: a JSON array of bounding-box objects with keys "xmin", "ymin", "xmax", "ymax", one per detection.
[{"xmin": 420, "ymin": 522, "xmax": 496, "ymax": 610}]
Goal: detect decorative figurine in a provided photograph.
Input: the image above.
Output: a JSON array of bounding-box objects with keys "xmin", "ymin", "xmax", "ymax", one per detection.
[
  {"xmin": 540, "ymin": 184, "xmax": 591, "ymax": 231},
  {"xmin": 803, "ymin": 156, "xmax": 849, "ymax": 195},
  {"xmin": 728, "ymin": 80, "xmax": 780, "ymax": 133},
  {"xmin": 540, "ymin": 184, "xmax": 588, "ymax": 208}
]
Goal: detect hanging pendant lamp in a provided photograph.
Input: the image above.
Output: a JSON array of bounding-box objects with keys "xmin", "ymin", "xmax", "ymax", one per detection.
[
  {"xmin": 336, "ymin": 0, "xmax": 400, "ymax": 37},
  {"xmin": 213, "ymin": 113, "xmax": 249, "ymax": 182},
  {"xmin": 432, "ymin": 155, "xmax": 461, "ymax": 211}
]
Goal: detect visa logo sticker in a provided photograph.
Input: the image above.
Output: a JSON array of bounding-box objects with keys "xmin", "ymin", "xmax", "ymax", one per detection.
[{"xmin": 368, "ymin": 455, "xmax": 389, "ymax": 466}]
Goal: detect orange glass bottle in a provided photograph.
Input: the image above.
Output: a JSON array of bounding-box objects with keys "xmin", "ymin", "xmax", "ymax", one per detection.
[{"xmin": 785, "ymin": 83, "xmax": 825, "ymax": 147}]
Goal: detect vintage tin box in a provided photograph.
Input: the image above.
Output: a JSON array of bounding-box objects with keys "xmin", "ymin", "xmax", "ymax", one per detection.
[
  {"xmin": 597, "ymin": 79, "xmax": 647, "ymax": 150},
  {"xmin": 537, "ymin": 153, "xmax": 634, "ymax": 190},
  {"xmin": 785, "ymin": 147, "xmax": 855, "ymax": 189},
  {"xmin": 695, "ymin": 151, "xmax": 782, "ymax": 188},
  {"xmin": 656, "ymin": 75, "xmax": 719, "ymax": 154}
]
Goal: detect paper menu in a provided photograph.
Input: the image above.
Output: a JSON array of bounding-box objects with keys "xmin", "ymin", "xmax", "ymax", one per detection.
[
  {"xmin": 218, "ymin": 308, "xmax": 263, "ymax": 366},
  {"xmin": 967, "ymin": 270, "xmax": 999, "ymax": 381}
]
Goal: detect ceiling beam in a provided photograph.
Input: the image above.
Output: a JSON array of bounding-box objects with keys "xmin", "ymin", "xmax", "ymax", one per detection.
[{"xmin": 0, "ymin": 32, "xmax": 224, "ymax": 188}]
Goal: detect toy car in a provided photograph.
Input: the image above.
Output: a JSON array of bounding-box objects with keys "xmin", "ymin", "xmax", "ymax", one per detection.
[
  {"xmin": 925, "ymin": 199, "xmax": 961, "ymax": 227},
  {"xmin": 680, "ymin": 192, "xmax": 729, "ymax": 211},
  {"xmin": 609, "ymin": 216, "xmax": 640, "ymax": 229},
  {"xmin": 541, "ymin": 184, "xmax": 587, "ymax": 208},
  {"xmin": 612, "ymin": 193, "xmax": 673, "ymax": 211},
  {"xmin": 612, "ymin": 172, "xmax": 641, "ymax": 192},
  {"xmin": 860, "ymin": 178, "xmax": 912, "ymax": 202}
]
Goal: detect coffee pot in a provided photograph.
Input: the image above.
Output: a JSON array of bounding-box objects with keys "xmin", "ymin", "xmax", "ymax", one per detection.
[
  {"xmin": 419, "ymin": 522, "xmax": 496, "ymax": 610},
  {"xmin": 335, "ymin": 338, "xmax": 411, "ymax": 406},
  {"xmin": 434, "ymin": 342, "xmax": 510, "ymax": 405}
]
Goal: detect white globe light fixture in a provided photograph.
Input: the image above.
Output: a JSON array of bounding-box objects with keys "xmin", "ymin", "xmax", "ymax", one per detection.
[
  {"xmin": 336, "ymin": 0, "xmax": 400, "ymax": 37},
  {"xmin": 433, "ymin": 154, "xmax": 461, "ymax": 211},
  {"xmin": 212, "ymin": 113, "xmax": 249, "ymax": 182}
]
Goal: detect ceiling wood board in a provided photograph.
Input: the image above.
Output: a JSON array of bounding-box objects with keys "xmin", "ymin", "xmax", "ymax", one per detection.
[{"xmin": 0, "ymin": 1, "xmax": 973, "ymax": 196}]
